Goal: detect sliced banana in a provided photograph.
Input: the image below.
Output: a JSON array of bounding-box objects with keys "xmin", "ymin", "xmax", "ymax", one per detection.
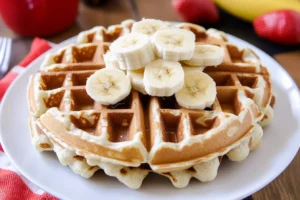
[
  {"xmin": 182, "ymin": 65, "xmax": 205, "ymax": 73},
  {"xmin": 175, "ymin": 71, "xmax": 216, "ymax": 109},
  {"xmin": 152, "ymin": 29, "xmax": 195, "ymax": 61},
  {"xmin": 86, "ymin": 68, "xmax": 131, "ymax": 105},
  {"xmin": 144, "ymin": 59, "xmax": 184, "ymax": 96},
  {"xmin": 132, "ymin": 19, "xmax": 166, "ymax": 37},
  {"xmin": 103, "ymin": 51, "xmax": 120, "ymax": 69},
  {"xmin": 242, "ymin": 48, "xmax": 261, "ymax": 67},
  {"xmin": 127, "ymin": 69, "xmax": 147, "ymax": 95},
  {"xmin": 182, "ymin": 44, "xmax": 225, "ymax": 67},
  {"xmin": 110, "ymin": 32, "xmax": 155, "ymax": 70},
  {"xmin": 176, "ymin": 23, "xmax": 206, "ymax": 34},
  {"xmin": 120, "ymin": 19, "xmax": 136, "ymax": 30},
  {"xmin": 206, "ymin": 28, "xmax": 228, "ymax": 41}
]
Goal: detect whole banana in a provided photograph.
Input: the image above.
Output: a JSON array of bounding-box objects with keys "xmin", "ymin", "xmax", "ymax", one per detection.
[{"xmin": 214, "ymin": 0, "xmax": 300, "ymax": 22}]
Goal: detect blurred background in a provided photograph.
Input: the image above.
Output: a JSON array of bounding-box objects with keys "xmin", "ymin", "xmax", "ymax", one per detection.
[
  {"xmin": 0, "ymin": 0, "xmax": 299, "ymax": 59},
  {"xmin": 0, "ymin": 0, "xmax": 299, "ymax": 199},
  {"xmin": 0, "ymin": 0, "xmax": 299, "ymax": 88}
]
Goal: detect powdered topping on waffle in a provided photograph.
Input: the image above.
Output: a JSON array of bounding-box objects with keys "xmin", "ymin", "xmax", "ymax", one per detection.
[{"xmin": 27, "ymin": 19, "xmax": 275, "ymax": 189}]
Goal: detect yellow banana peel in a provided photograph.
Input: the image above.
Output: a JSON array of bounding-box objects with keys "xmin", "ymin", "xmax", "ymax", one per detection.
[{"xmin": 214, "ymin": 0, "xmax": 300, "ymax": 22}]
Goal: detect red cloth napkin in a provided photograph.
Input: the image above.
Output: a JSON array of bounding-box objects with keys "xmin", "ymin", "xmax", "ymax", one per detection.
[
  {"xmin": 0, "ymin": 38, "xmax": 52, "ymax": 101},
  {"xmin": 0, "ymin": 38, "xmax": 57, "ymax": 200}
]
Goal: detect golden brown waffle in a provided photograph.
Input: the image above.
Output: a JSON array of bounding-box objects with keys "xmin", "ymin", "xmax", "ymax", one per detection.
[
  {"xmin": 177, "ymin": 23, "xmax": 274, "ymax": 120},
  {"xmin": 148, "ymin": 91, "xmax": 261, "ymax": 172},
  {"xmin": 77, "ymin": 19, "xmax": 135, "ymax": 44},
  {"xmin": 28, "ymin": 43, "xmax": 109, "ymax": 118},
  {"xmin": 27, "ymin": 20, "xmax": 274, "ymax": 189},
  {"xmin": 28, "ymin": 43, "xmax": 148, "ymax": 166}
]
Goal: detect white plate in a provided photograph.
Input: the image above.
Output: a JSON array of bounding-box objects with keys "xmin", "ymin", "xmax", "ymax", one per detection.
[{"xmin": 1, "ymin": 35, "xmax": 300, "ymax": 200}]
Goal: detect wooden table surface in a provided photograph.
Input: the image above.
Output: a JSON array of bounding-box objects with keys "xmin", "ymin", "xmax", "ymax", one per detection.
[{"xmin": 0, "ymin": 1, "xmax": 299, "ymax": 199}]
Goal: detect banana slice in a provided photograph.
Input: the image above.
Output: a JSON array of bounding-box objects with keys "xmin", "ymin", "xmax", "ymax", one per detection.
[
  {"xmin": 110, "ymin": 32, "xmax": 155, "ymax": 70},
  {"xmin": 86, "ymin": 68, "xmax": 131, "ymax": 105},
  {"xmin": 175, "ymin": 71, "xmax": 216, "ymax": 109},
  {"xmin": 152, "ymin": 29, "xmax": 195, "ymax": 61},
  {"xmin": 206, "ymin": 28, "xmax": 228, "ymax": 41},
  {"xmin": 241, "ymin": 48, "xmax": 261, "ymax": 67},
  {"xmin": 132, "ymin": 19, "xmax": 166, "ymax": 37},
  {"xmin": 144, "ymin": 59, "xmax": 184, "ymax": 96},
  {"xmin": 127, "ymin": 69, "xmax": 147, "ymax": 95},
  {"xmin": 182, "ymin": 65, "xmax": 205, "ymax": 73},
  {"xmin": 176, "ymin": 23, "xmax": 206, "ymax": 34},
  {"xmin": 182, "ymin": 44, "xmax": 225, "ymax": 67},
  {"xmin": 103, "ymin": 51, "xmax": 120, "ymax": 69},
  {"xmin": 120, "ymin": 19, "xmax": 136, "ymax": 30}
]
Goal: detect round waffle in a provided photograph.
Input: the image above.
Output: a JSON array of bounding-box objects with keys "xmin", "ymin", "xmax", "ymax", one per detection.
[{"xmin": 27, "ymin": 20, "xmax": 275, "ymax": 189}]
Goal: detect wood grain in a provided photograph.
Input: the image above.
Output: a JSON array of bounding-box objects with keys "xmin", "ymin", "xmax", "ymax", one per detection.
[
  {"xmin": 0, "ymin": 0, "xmax": 299, "ymax": 199},
  {"xmin": 274, "ymin": 51, "xmax": 300, "ymax": 88},
  {"xmin": 253, "ymin": 152, "xmax": 300, "ymax": 200},
  {"xmin": 0, "ymin": 0, "xmax": 134, "ymax": 69},
  {"xmin": 135, "ymin": 0, "xmax": 182, "ymax": 21},
  {"xmin": 252, "ymin": 52, "xmax": 300, "ymax": 200},
  {"xmin": 46, "ymin": 0, "xmax": 135, "ymax": 43}
]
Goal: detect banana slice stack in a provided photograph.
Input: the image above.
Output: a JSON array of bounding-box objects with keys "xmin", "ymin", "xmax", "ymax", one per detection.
[{"xmin": 86, "ymin": 19, "xmax": 225, "ymax": 110}]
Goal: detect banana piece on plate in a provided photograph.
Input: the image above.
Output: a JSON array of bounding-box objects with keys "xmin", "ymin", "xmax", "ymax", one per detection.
[
  {"xmin": 132, "ymin": 19, "xmax": 167, "ymax": 37},
  {"xmin": 182, "ymin": 65, "xmax": 205, "ymax": 73},
  {"xmin": 152, "ymin": 29, "xmax": 195, "ymax": 61},
  {"xmin": 241, "ymin": 48, "xmax": 261, "ymax": 67},
  {"xmin": 144, "ymin": 59, "xmax": 184, "ymax": 96},
  {"xmin": 86, "ymin": 68, "xmax": 131, "ymax": 105},
  {"xmin": 110, "ymin": 32, "xmax": 155, "ymax": 70},
  {"xmin": 206, "ymin": 28, "xmax": 228, "ymax": 41},
  {"xmin": 127, "ymin": 69, "xmax": 147, "ymax": 95},
  {"xmin": 120, "ymin": 19, "xmax": 136, "ymax": 30},
  {"xmin": 176, "ymin": 23, "xmax": 206, "ymax": 33},
  {"xmin": 182, "ymin": 44, "xmax": 225, "ymax": 67},
  {"xmin": 175, "ymin": 71, "xmax": 216, "ymax": 110},
  {"xmin": 103, "ymin": 51, "xmax": 120, "ymax": 69}
]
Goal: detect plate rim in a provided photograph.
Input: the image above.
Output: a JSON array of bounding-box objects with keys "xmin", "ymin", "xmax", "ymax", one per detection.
[{"xmin": 1, "ymin": 34, "xmax": 300, "ymax": 200}]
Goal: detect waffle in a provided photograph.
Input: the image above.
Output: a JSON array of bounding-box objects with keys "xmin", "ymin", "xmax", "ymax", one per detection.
[
  {"xmin": 77, "ymin": 19, "xmax": 135, "ymax": 44},
  {"xmin": 177, "ymin": 23, "xmax": 274, "ymax": 123},
  {"xmin": 27, "ymin": 20, "xmax": 274, "ymax": 189}
]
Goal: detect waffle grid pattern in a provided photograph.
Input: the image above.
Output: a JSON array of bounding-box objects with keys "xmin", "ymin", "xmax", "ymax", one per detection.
[{"xmin": 27, "ymin": 20, "xmax": 274, "ymax": 189}]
